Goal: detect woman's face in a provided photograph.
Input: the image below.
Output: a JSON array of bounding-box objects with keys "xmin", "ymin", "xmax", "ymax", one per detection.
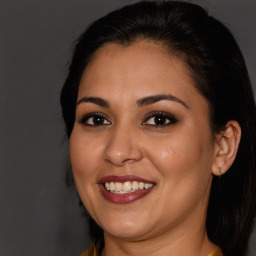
[{"xmin": 69, "ymin": 41, "xmax": 218, "ymax": 240}]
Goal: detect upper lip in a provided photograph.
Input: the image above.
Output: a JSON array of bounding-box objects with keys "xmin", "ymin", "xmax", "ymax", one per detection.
[{"xmin": 99, "ymin": 175, "xmax": 155, "ymax": 184}]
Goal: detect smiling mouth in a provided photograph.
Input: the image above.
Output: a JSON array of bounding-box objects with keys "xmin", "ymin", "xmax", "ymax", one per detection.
[
  {"xmin": 105, "ymin": 181, "xmax": 154, "ymax": 194},
  {"xmin": 99, "ymin": 175, "xmax": 155, "ymax": 204}
]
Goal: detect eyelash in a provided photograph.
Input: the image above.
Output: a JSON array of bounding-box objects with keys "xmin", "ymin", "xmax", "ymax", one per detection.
[
  {"xmin": 142, "ymin": 111, "xmax": 178, "ymax": 127},
  {"xmin": 78, "ymin": 111, "xmax": 177, "ymax": 127},
  {"xmin": 78, "ymin": 113, "xmax": 111, "ymax": 126}
]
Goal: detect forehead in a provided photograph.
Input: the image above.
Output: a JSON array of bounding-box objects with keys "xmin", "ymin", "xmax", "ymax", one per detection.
[
  {"xmin": 78, "ymin": 41, "xmax": 198, "ymax": 100},
  {"xmin": 77, "ymin": 40, "xmax": 211, "ymax": 134}
]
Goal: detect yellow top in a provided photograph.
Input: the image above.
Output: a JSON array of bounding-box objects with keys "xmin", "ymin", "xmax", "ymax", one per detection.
[
  {"xmin": 81, "ymin": 244, "xmax": 223, "ymax": 256},
  {"xmin": 209, "ymin": 247, "xmax": 223, "ymax": 256},
  {"xmin": 81, "ymin": 244, "xmax": 97, "ymax": 256}
]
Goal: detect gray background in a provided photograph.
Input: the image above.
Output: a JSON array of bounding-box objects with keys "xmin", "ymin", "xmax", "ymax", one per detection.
[{"xmin": 0, "ymin": 0, "xmax": 255, "ymax": 255}]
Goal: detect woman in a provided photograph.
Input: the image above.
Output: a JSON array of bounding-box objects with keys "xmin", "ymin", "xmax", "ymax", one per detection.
[{"xmin": 60, "ymin": 1, "xmax": 256, "ymax": 256}]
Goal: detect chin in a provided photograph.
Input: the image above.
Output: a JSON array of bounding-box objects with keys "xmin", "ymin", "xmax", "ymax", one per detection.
[
  {"xmin": 99, "ymin": 216, "xmax": 153, "ymax": 240},
  {"xmin": 105, "ymin": 226, "xmax": 151, "ymax": 240}
]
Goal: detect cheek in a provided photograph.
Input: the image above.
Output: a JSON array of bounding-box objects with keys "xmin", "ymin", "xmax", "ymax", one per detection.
[
  {"xmin": 145, "ymin": 126, "xmax": 214, "ymax": 181},
  {"xmin": 144, "ymin": 128, "xmax": 214, "ymax": 219},
  {"xmin": 69, "ymin": 130, "xmax": 103, "ymax": 213},
  {"xmin": 69, "ymin": 129, "xmax": 104, "ymax": 187}
]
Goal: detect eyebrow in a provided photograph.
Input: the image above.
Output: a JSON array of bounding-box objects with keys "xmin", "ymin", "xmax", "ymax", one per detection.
[
  {"xmin": 137, "ymin": 94, "xmax": 189, "ymax": 109},
  {"xmin": 76, "ymin": 97, "xmax": 110, "ymax": 108},
  {"xmin": 76, "ymin": 94, "xmax": 188, "ymax": 109}
]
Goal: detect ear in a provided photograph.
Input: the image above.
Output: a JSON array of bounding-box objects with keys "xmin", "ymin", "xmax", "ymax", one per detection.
[{"xmin": 212, "ymin": 120, "xmax": 241, "ymax": 176}]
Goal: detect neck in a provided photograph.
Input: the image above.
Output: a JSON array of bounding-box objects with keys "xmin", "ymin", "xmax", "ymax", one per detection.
[{"xmin": 102, "ymin": 223, "xmax": 215, "ymax": 256}]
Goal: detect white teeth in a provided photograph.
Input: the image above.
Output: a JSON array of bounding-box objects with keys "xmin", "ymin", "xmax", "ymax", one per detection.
[
  {"xmin": 132, "ymin": 181, "xmax": 139, "ymax": 190},
  {"xmin": 110, "ymin": 182, "xmax": 115, "ymax": 191},
  {"xmin": 139, "ymin": 182, "xmax": 144, "ymax": 189},
  {"xmin": 104, "ymin": 181, "xmax": 153, "ymax": 194},
  {"xmin": 115, "ymin": 182, "xmax": 122, "ymax": 192},
  {"xmin": 123, "ymin": 181, "xmax": 132, "ymax": 191},
  {"xmin": 145, "ymin": 183, "xmax": 152, "ymax": 189},
  {"xmin": 105, "ymin": 182, "xmax": 110, "ymax": 190}
]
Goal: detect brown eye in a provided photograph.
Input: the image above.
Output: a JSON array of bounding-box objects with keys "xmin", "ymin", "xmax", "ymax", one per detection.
[
  {"xmin": 143, "ymin": 112, "xmax": 177, "ymax": 127},
  {"xmin": 79, "ymin": 113, "xmax": 111, "ymax": 126}
]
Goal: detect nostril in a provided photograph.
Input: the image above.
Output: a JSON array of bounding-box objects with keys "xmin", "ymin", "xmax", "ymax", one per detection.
[
  {"xmin": 104, "ymin": 157, "xmax": 138, "ymax": 167},
  {"xmin": 103, "ymin": 129, "xmax": 143, "ymax": 165}
]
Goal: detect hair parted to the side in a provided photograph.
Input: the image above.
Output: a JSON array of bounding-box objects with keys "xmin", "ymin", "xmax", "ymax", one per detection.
[{"xmin": 60, "ymin": 1, "xmax": 256, "ymax": 256}]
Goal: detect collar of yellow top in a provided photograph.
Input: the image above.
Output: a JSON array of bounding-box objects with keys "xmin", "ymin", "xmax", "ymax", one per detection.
[
  {"xmin": 81, "ymin": 245, "xmax": 223, "ymax": 256},
  {"xmin": 80, "ymin": 244, "xmax": 97, "ymax": 256},
  {"xmin": 209, "ymin": 247, "xmax": 223, "ymax": 256}
]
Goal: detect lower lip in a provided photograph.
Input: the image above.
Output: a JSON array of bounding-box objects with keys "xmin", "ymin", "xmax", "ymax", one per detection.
[{"xmin": 99, "ymin": 184, "xmax": 154, "ymax": 204}]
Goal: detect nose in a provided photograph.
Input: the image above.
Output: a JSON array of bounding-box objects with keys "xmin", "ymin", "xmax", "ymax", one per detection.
[{"xmin": 103, "ymin": 125, "xmax": 143, "ymax": 166}]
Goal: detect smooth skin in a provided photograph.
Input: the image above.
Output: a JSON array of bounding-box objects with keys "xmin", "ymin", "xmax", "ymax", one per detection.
[{"xmin": 69, "ymin": 41, "xmax": 241, "ymax": 256}]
